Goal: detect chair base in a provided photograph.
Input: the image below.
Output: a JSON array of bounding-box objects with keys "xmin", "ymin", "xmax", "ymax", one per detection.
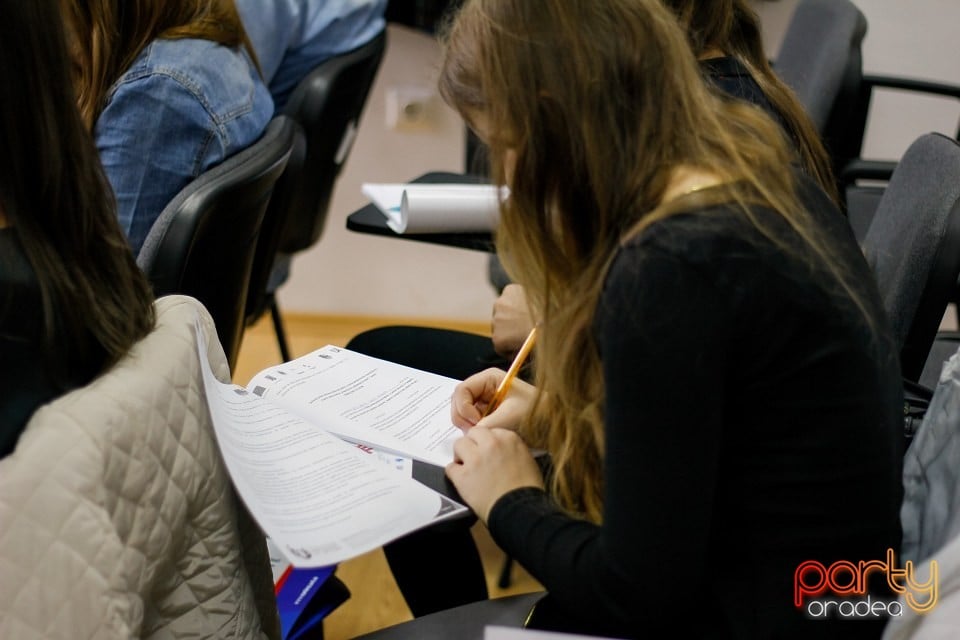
[{"xmin": 271, "ymin": 299, "xmax": 292, "ymax": 362}]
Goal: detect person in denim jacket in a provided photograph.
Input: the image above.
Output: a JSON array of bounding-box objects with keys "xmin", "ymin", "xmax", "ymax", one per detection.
[
  {"xmin": 63, "ymin": 0, "xmax": 274, "ymax": 254},
  {"xmin": 236, "ymin": 0, "xmax": 387, "ymax": 112}
]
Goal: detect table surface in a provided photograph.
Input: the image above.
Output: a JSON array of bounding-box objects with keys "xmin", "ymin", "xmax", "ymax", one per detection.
[{"xmin": 346, "ymin": 171, "xmax": 495, "ymax": 252}]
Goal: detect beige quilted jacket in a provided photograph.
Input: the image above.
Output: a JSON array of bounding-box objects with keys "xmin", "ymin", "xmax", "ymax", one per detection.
[{"xmin": 0, "ymin": 296, "xmax": 280, "ymax": 640}]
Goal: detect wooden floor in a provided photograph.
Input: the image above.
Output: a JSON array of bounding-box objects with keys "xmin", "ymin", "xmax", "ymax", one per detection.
[{"xmin": 235, "ymin": 312, "xmax": 542, "ymax": 640}]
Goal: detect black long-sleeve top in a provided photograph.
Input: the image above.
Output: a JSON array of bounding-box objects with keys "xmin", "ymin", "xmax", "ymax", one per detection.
[
  {"xmin": 488, "ymin": 183, "xmax": 903, "ymax": 639},
  {"xmin": 0, "ymin": 229, "xmax": 87, "ymax": 457},
  {"xmin": 700, "ymin": 56, "xmax": 787, "ymax": 132}
]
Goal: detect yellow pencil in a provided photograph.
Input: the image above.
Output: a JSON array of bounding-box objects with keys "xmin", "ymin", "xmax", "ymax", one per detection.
[{"xmin": 482, "ymin": 325, "xmax": 538, "ymax": 418}]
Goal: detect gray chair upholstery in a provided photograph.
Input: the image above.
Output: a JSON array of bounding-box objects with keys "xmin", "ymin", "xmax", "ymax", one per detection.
[
  {"xmin": 138, "ymin": 115, "xmax": 297, "ymax": 371},
  {"xmin": 776, "ymin": 0, "xmax": 960, "ymax": 236},
  {"xmin": 775, "ymin": 0, "xmax": 868, "ymax": 139},
  {"xmin": 845, "ymin": 184, "xmax": 884, "ymax": 242},
  {"xmin": 862, "ymin": 133, "xmax": 960, "ymax": 383},
  {"xmin": 776, "ymin": 0, "xmax": 872, "ymax": 223},
  {"xmin": 837, "ymin": 75, "xmax": 959, "ymax": 243},
  {"xmin": 246, "ymin": 30, "xmax": 387, "ymax": 362}
]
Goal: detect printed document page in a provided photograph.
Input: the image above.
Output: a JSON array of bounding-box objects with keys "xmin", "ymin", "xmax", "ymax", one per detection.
[
  {"xmin": 246, "ymin": 346, "xmax": 462, "ymax": 466},
  {"xmin": 198, "ymin": 330, "xmax": 466, "ymax": 567}
]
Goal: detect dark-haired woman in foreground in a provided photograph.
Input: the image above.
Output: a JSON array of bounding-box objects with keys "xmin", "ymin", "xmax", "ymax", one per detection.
[
  {"xmin": 441, "ymin": 0, "xmax": 902, "ymax": 638},
  {"xmin": 0, "ymin": 0, "xmax": 155, "ymax": 456}
]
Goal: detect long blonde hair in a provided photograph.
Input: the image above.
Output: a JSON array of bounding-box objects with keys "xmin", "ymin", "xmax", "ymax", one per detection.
[
  {"xmin": 440, "ymin": 0, "xmax": 866, "ymax": 522},
  {"xmin": 61, "ymin": 0, "xmax": 258, "ymax": 129}
]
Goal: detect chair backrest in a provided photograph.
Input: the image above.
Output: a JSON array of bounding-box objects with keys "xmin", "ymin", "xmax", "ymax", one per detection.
[
  {"xmin": 775, "ymin": 0, "xmax": 870, "ymax": 174},
  {"xmin": 137, "ymin": 115, "xmax": 297, "ymax": 370},
  {"xmin": 276, "ymin": 29, "xmax": 387, "ymax": 255},
  {"xmin": 863, "ymin": 133, "xmax": 960, "ymax": 382},
  {"xmin": 0, "ymin": 296, "xmax": 279, "ymax": 640},
  {"xmin": 243, "ymin": 120, "xmax": 307, "ymax": 325}
]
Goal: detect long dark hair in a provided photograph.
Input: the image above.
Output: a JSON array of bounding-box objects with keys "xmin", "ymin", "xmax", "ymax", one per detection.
[{"xmin": 0, "ymin": 0, "xmax": 155, "ymax": 383}]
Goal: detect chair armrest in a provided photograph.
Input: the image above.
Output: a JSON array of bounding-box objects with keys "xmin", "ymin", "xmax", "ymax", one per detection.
[
  {"xmin": 841, "ymin": 158, "xmax": 898, "ymax": 183},
  {"xmin": 864, "ymin": 74, "xmax": 960, "ymax": 100},
  {"xmin": 838, "ymin": 76, "xmax": 960, "ymax": 188}
]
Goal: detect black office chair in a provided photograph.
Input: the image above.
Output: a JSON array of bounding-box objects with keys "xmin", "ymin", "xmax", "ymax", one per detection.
[
  {"xmin": 775, "ymin": 0, "xmax": 960, "ymax": 238},
  {"xmin": 773, "ymin": 0, "xmax": 871, "ymax": 234},
  {"xmin": 245, "ymin": 30, "xmax": 388, "ymax": 362},
  {"xmin": 137, "ymin": 115, "xmax": 298, "ymax": 371},
  {"xmin": 775, "ymin": 0, "xmax": 868, "ymax": 162},
  {"xmin": 838, "ymin": 59, "xmax": 960, "ymax": 240},
  {"xmin": 862, "ymin": 133, "xmax": 960, "ymax": 385},
  {"xmin": 243, "ymin": 120, "xmax": 307, "ymax": 350}
]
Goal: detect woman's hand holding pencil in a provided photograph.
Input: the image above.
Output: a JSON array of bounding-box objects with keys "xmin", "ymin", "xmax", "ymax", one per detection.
[
  {"xmin": 450, "ymin": 326, "xmax": 538, "ymax": 431},
  {"xmin": 447, "ymin": 326, "xmax": 543, "ymax": 522}
]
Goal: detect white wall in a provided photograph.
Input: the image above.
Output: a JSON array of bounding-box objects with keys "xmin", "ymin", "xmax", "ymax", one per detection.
[
  {"xmin": 281, "ymin": 4, "xmax": 960, "ymax": 322},
  {"xmin": 277, "ymin": 24, "xmax": 495, "ymax": 322}
]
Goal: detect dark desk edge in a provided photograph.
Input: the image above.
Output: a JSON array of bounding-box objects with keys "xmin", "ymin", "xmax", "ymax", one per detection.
[{"xmin": 346, "ymin": 171, "xmax": 495, "ymax": 253}]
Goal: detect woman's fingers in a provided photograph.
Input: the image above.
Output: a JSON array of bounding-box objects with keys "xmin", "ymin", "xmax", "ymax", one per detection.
[
  {"xmin": 450, "ymin": 368, "xmax": 507, "ymax": 429},
  {"xmin": 446, "ymin": 427, "xmax": 544, "ymax": 523}
]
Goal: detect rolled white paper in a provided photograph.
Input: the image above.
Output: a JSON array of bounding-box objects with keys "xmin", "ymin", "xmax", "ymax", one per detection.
[{"xmin": 362, "ymin": 183, "xmax": 506, "ymax": 234}]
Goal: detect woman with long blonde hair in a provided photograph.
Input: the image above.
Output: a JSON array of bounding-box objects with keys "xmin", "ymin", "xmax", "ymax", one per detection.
[
  {"xmin": 61, "ymin": 0, "xmax": 273, "ymax": 253},
  {"xmin": 348, "ymin": 0, "xmax": 840, "ymax": 382},
  {"xmin": 442, "ymin": 0, "xmax": 902, "ymax": 637}
]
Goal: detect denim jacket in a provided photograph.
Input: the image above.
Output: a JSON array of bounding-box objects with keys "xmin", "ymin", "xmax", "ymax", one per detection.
[
  {"xmin": 95, "ymin": 38, "xmax": 274, "ymax": 253},
  {"xmin": 236, "ymin": 0, "xmax": 386, "ymax": 111}
]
